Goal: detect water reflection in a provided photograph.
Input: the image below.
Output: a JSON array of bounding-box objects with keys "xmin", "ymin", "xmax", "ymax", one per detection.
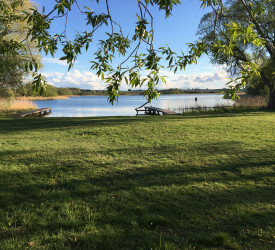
[
  {"xmin": 34, "ymin": 94, "xmax": 234, "ymax": 117},
  {"xmin": 153, "ymin": 94, "xmax": 234, "ymax": 111}
]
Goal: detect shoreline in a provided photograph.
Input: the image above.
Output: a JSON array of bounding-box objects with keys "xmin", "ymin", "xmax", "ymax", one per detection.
[
  {"xmin": 15, "ymin": 95, "xmax": 71, "ymax": 101},
  {"xmin": 11, "ymin": 92, "xmax": 246, "ymax": 100},
  {"xmin": 64, "ymin": 92, "xmax": 245, "ymax": 97}
]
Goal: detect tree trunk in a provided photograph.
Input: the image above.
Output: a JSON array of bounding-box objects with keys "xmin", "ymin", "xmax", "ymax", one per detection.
[
  {"xmin": 268, "ymin": 86, "xmax": 275, "ymax": 109},
  {"xmin": 260, "ymin": 72, "xmax": 275, "ymax": 109}
]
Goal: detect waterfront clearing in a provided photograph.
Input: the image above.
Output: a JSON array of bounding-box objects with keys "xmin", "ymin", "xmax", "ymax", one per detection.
[{"xmin": 0, "ymin": 112, "xmax": 274, "ymax": 249}]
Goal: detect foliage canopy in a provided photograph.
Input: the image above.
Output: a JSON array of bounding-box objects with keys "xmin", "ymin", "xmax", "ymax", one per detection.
[
  {"xmin": 0, "ymin": 0, "xmax": 274, "ymax": 107},
  {"xmin": 197, "ymin": 0, "xmax": 275, "ymax": 108}
]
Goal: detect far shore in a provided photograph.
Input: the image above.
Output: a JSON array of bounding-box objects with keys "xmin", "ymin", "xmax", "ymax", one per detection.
[
  {"xmin": 11, "ymin": 92, "xmax": 246, "ymax": 101},
  {"xmin": 15, "ymin": 96, "xmax": 71, "ymax": 101}
]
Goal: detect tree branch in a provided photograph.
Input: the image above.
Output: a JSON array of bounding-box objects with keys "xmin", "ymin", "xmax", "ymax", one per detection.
[
  {"xmin": 75, "ymin": 0, "xmax": 84, "ymax": 14},
  {"xmin": 105, "ymin": 0, "xmax": 114, "ymax": 36},
  {"xmin": 240, "ymin": 0, "xmax": 275, "ymax": 56}
]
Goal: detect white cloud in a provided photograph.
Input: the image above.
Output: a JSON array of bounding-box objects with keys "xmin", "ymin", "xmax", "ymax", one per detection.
[
  {"xmin": 157, "ymin": 69, "xmax": 230, "ymax": 89},
  {"xmin": 44, "ymin": 68, "xmax": 230, "ymax": 91},
  {"xmin": 43, "ymin": 58, "xmax": 67, "ymax": 66},
  {"xmin": 45, "ymin": 70, "xmax": 106, "ymax": 90}
]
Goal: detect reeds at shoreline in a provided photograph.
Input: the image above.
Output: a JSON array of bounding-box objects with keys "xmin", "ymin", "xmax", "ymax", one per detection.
[
  {"xmin": 0, "ymin": 95, "xmax": 69, "ymax": 114},
  {"xmin": 0, "ymin": 99, "xmax": 38, "ymax": 113},
  {"xmin": 16, "ymin": 95, "xmax": 70, "ymax": 101},
  {"xmin": 234, "ymin": 95, "xmax": 268, "ymax": 107},
  {"xmin": 174, "ymin": 95, "xmax": 268, "ymax": 114}
]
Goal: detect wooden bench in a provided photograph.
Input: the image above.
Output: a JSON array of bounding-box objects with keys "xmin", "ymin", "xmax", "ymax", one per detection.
[{"xmin": 135, "ymin": 101, "xmax": 151, "ymax": 116}]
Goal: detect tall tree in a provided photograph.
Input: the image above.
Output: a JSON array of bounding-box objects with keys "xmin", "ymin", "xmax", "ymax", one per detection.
[
  {"xmin": 196, "ymin": 0, "xmax": 275, "ymax": 108},
  {"xmin": 0, "ymin": 0, "xmax": 42, "ymax": 97},
  {"xmin": 0, "ymin": 55, "xmax": 24, "ymax": 97}
]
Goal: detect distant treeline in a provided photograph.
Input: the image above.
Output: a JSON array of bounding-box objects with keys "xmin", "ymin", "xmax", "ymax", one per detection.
[
  {"xmin": 17, "ymin": 83, "xmax": 100, "ymax": 97},
  {"xmin": 74, "ymin": 88, "xmax": 228, "ymax": 96},
  {"xmin": 18, "ymin": 83, "xmax": 229, "ymax": 97},
  {"xmin": 17, "ymin": 83, "xmax": 74, "ymax": 97},
  {"xmin": 159, "ymin": 88, "xmax": 225, "ymax": 95}
]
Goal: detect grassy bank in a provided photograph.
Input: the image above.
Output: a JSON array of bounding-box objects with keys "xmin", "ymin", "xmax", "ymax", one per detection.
[{"xmin": 0, "ymin": 112, "xmax": 274, "ymax": 249}]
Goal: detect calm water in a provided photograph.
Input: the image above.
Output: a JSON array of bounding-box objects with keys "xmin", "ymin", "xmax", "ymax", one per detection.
[{"xmin": 34, "ymin": 94, "xmax": 234, "ymax": 117}]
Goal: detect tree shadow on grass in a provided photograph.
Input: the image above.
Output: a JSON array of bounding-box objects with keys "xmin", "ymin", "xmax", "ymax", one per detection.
[
  {"xmin": 0, "ymin": 110, "xmax": 272, "ymax": 135},
  {"xmin": 0, "ymin": 141, "xmax": 274, "ymax": 249}
]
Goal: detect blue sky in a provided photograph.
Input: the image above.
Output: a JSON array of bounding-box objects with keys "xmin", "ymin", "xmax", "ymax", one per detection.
[{"xmin": 37, "ymin": 0, "xmax": 229, "ymax": 90}]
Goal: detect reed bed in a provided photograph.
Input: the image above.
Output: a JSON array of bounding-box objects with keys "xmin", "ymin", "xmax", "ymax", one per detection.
[
  {"xmin": 235, "ymin": 95, "xmax": 268, "ymax": 107},
  {"xmin": 0, "ymin": 99, "xmax": 37, "ymax": 113},
  {"xmin": 16, "ymin": 95, "xmax": 70, "ymax": 101},
  {"xmin": 175, "ymin": 95, "xmax": 268, "ymax": 114},
  {"xmin": 175, "ymin": 105, "xmax": 233, "ymax": 114}
]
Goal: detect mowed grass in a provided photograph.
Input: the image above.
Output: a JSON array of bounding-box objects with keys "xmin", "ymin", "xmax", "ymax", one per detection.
[{"xmin": 0, "ymin": 112, "xmax": 274, "ymax": 249}]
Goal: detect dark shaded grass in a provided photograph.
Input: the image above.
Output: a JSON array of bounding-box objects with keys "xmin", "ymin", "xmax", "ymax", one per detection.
[
  {"xmin": 0, "ymin": 111, "xmax": 274, "ymax": 249},
  {"xmin": 0, "ymin": 109, "xmax": 272, "ymax": 133}
]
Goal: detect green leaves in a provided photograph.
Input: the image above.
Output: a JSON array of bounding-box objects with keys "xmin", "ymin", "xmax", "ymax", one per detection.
[
  {"xmin": 160, "ymin": 42, "xmax": 206, "ymax": 72},
  {"xmin": 100, "ymin": 33, "xmax": 131, "ymax": 56},
  {"xmin": 54, "ymin": 0, "xmax": 72, "ymax": 15},
  {"xmin": 85, "ymin": 12, "xmax": 109, "ymax": 28},
  {"xmin": 90, "ymin": 50, "xmax": 113, "ymax": 83},
  {"xmin": 133, "ymin": 18, "xmax": 150, "ymax": 42},
  {"xmin": 60, "ymin": 41, "xmax": 75, "ymax": 71},
  {"xmin": 150, "ymin": 0, "xmax": 181, "ymax": 17},
  {"xmin": 145, "ymin": 75, "xmax": 160, "ymax": 102},
  {"xmin": 0, "ymin": 40, "xmax": 25, "ymax": 56},
  {"xmin": 225, "ymin": 22, "xmax": 265, "ymax": 48},
  {"xmin": 23, "ymin": 6, "xmax": 58, "ymax": 57},
  {"xmin": 32, "ymin": 73, "xmax": 47, "ymax": 95},
  {"xmin": 200, "ymin": 0, "xmax": 220, "ymax": 9},
  {"xmin": 26, "ymin": 61, "xmax": 40, "ymax": 72}
]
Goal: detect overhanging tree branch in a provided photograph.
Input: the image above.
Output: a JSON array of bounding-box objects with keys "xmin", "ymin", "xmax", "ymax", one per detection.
[{"xmin": 240, "ymin": 0, "xmax": 275, "ymax": 56}]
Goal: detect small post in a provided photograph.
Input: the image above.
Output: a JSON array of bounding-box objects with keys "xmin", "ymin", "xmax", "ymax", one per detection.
[{"xmin": 195, "ymin": 97, "xmax": 198, "ymax": 111}]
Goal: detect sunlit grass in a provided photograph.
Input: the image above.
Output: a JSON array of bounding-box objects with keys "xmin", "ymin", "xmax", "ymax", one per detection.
[{"xmin": 0, "ymin": 111, "xmax": 274, "ymax": 249}]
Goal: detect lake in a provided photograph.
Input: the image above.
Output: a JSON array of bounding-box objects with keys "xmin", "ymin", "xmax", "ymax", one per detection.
[{"xmin": 34, "ymin": 94, "xmax": 234, "ymax": 117}]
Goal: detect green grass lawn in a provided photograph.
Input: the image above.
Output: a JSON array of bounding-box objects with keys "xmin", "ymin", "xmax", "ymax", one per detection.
[{"xmin": 0, "ymin": 111, "xmax": 274, "ymax": 249}]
